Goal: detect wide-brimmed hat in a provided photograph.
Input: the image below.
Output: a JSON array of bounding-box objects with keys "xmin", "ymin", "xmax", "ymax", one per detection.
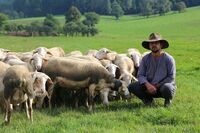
[{"xmin": 142, "ymin": 33, "xmax": 169, "ymax": 50}]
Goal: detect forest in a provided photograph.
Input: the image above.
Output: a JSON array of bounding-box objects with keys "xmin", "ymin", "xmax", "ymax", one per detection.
[{"xmin": 0, "ymin": 0, "xmax": 199, "ymax": 18}]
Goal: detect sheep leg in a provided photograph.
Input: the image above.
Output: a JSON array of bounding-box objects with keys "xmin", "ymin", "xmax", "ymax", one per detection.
[
  {"xmin": 74, "ymin": 96, "xmax": 79, "ymax": 108},
  {"xmin": 100, "ymin": 88, "xmax": 110, "ymax": 106},
  {"xmin": 85, "ymin": 89, "xmax": 89, "ymax": 108},
  {"xmin": 4, "ymin": 99, "xmax": 12, "ymax": 125},
  {"xmin": 28, "ymin": 98, "xmax": 33, "ymax": 122},
  {"xmin": 25, "ymin": 100, "xmax": 30, "ymax": 119},
  {"xmin": 47, "ymin": 83, "xmax": 55, "ymax": 110},
  {"xmin": 88, "ymin": 84, "xmax": 96, "ymax": 112}
]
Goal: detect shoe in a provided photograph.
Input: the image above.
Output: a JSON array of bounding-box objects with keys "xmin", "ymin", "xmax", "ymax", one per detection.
[{"xmin": 164, "ymin": 99, "xmax": 172, "ymax": 107}]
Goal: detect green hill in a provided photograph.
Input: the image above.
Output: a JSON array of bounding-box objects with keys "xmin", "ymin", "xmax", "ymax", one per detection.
[
  {"xmin": 0, "ymin": 6, "xmax": 200, "ymax": 132},
  {"xmin": 3, "ymin": 6, "xmax": 200, "ymax": 52}
]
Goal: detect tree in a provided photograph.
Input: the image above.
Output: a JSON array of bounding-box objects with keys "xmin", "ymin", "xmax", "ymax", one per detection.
[
  {"xmin": 25, "ymin": 21, "xmax": 40, "ymax": 36},
  {"xmin": 43, "ymin": 14, "xmax": 60, "ymax": 35},
  {"xmin": 182, "ymin": 0, "xmax": 200, "ymax": 7},
  {"xmin": 103, "ymin": 0, "xmax": 112, "ymax": 14},
  {"xmin": 121, "ymin": 0, "xmax": 132, "ymax": 13},
  {"xmin": 65, "ymin": 6, "xmax": 81, "ymax": 23},
  {"xmin": 139, "ymin": 0, "xmax": 153, "ymax": 17},
  {"xmin": 130, "ymin": 0, "xmax": 139, "ymax": 14},
  {"xmin": 63, "ymin": 22, "xmax": 79, "ymax": 36},
  {"xmin": 80, "ymin": 24, "xmax": 90, "ymax": 36},
  {"xmin": 82, "ymin": 12, "xmax": 100, "ymax": 27},
  {"xmin": 175, "ymin": 1, "xmax": 187, "ymax": 13},
  {"xmin": 4, "ymin": 23, "xmax": 18, "ymax": 33},
  {"xmin": 154, "ymin": 0, "xmax": 171, "ymax": 15},
  {"xmin": 0, "ymin": 13, "xmax": 8, "ymax": 29},
  {"xmin": 89, "ymin": 27, "xmax": 98, "ymax": 36},
  {"xmin": 17, "ymin": 24, "xmax": 26, "ymax": 31},
  {"xmin": 111, "ymin": 0, "xmax": 124, "ymax": 20},
  {"xmin": 44, "ymin": 14, "xmax": 59, "ymax": 29}
]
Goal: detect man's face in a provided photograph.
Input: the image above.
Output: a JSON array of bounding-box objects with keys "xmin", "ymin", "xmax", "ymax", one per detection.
[{"xmin": 149, "ymin": 41, "xmax": 162, "ymax": 53}]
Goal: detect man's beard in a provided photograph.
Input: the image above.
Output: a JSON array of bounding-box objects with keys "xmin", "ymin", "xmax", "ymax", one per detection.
[{"xmin": 152, "ymin": 48, "xmax": 161, "ymax": 53}]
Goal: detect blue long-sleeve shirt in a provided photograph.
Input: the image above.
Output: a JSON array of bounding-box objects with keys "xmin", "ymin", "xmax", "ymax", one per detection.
[{"xmin": 138, "ymin": 52, "xmax": 176, "ymax": 86}]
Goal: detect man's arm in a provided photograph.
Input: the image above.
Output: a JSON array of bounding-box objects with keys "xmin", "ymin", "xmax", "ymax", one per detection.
[
  {"xmin": 158, "ymin": 56, "xmax": 176, "ymax": 86},
  {"xmin": 137, "ymin": 57, "xmax": 148, "ymax": 84}
]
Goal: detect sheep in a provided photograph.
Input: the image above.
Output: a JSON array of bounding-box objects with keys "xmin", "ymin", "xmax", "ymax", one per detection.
[
  {"xmin": 0, "ymin": 48, "xmax": 10, "ymax": 61},
  {"xmin": 29, "ymin": 53, "xmax": 46, "ymax": 71},
  {"xmin": 85, "ymin": 49, "xmax": 98, "ymax": 57},
  {"xmin": 95, "ymin": 48, "xmax": 111, "ymax": 60},
  {"xmin": 33, "ymin": 47, "xmax": 49, "ymax": 57},
  {"xmin": 33, "ymin": 47, "xmax": 65, "ymax": 59},
  {"xmin": 3, "ymin": 54, "xmax": 26, "ymax": 66},
  {"xmin": 47, "ymin": 47, "xmax": 65, "ymax": 57},
  {"xmin": 127, "ymin": 48, "xmax": 142, "ymax": 67},
  {"xmin": 100, "ymin": 59, "xmax": 119, "ymax": 78},
  {"xmin": 41, "ymin": 57, "xmax": 130, "ymax": 111},
  {"xmin": 113, "ymin": 55, "xmax": 137, "ymax": 86},
  {"xmin": 65, "ymin": 50, "xmax": 83, "ymax": 57},
  {"xmin": 0, "ymin": 61, "xmax": 10, "ymax": 112},
  {"xmin": 31, "ymin": 72, "xmax": 53, "ymax": 109},
  {"xmin": 3, "ymin": 65, "xmax": 35, "ymax": 124},
  {"xmin": 2, "ymin": 65, "xmax": 52, "ymax": 124}
]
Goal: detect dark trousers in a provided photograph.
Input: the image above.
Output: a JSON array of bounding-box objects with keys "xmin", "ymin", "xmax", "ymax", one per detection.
[{"xmin": 128, "ymin": 81, "xmax": 176, "ymax": 103}]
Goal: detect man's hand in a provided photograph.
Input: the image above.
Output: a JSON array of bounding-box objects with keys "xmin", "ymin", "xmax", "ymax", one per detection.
[
  {"xmin": 154, "ymin": 84, "xmax": 160, "ymax": 88},
  {"xmin": 145, "ymin": 82, "xmax": 157, "ymax": 94}
]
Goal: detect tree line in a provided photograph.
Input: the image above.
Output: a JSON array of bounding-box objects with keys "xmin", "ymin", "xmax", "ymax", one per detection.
[
  {"xmin": 0, "ymin": 0, "xmax": 199, "ymax": 18},
  {"xmin": 0, "ymin": 6, "xmax": 99, "ymax": 37}
]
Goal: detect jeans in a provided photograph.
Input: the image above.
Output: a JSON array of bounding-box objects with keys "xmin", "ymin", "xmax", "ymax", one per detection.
[{"xmin": 128, "ymin": 81, "xmax": 176, "ymax": 103}]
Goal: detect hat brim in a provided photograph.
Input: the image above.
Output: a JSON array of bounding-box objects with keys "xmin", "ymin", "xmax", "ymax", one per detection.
[{"xmin": 142, "ymin": 39, "xmax": 169, "ymax": 50}]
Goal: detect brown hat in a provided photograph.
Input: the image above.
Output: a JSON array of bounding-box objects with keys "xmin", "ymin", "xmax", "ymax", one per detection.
[{"xmin": 142, "ymin": 33, "xmax": 169, "ymax": 50}]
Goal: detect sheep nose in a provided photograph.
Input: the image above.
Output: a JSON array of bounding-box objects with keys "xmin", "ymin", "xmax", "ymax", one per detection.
[
  {"xmin": 111, "ymin": 73, "xmax": 115, "ymax": 77},
  {"xmin": 36, "ymin": 65, "xmax": 41, "ymax": 71},
  {"xmin": 124, "ymin": 90, "xmax": 130, "ymax": 98},
  {"xmin": 41, "ymin": 89, "xmax": 45, "ymax": 94}
]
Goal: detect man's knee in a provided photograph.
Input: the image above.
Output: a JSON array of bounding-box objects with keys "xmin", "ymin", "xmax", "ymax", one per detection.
[
  {"xmin": 159, "ymin": 83, "xmax": 176, "ymax": 99},
  {"xmin": 128, "ymin": 81, "xmax": 140, "ymax": 93}
]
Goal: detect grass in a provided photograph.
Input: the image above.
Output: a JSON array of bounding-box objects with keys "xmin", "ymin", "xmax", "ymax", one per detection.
[{"xmin": 0, "ymin": 6, "xmax": 200, "ymax": 132}]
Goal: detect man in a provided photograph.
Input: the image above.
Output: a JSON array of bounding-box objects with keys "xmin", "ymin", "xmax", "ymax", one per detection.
[{"xmin": 128, "ymin": 33, "xmax": 176, "ymax": 107}]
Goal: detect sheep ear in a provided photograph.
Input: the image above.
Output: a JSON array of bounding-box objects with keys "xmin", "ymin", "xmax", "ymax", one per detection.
[
  {"xmin": 47, "ymin": 51, "xmax": 53, "ymax": 56},
  {"xmin": 131, "ymin": 75, "xmax": 138, "ymax": 82},
  {"xmin": 47, "ymin": 78, "xmax": 53, "ymax": 85},
  {"xmin": 114, "ymin": 79, "xmax": 122, "ymax": 90},
  {"xmin": 119, "ymin": 75, "xmax": 123, "ymax": 80},
  {"xmin": 29, "ymin": 58, "xmax": 34, "ymax": 64},
  {"xmin": 3, "ymin": 49, "xmax": 10, "ymax": 52},
  {"xmin": 46, "ymin": 78, "xmax": 54, "ymax": 98},
  {"xmin": 31, "ymin": 72, "xmax": 37, "ymax": 78},
  {"xmin": 106, "ymin": 50, "xmax": 111, "ymax": 53},
  {"xmin": 130, "ymin": 54, "xmax": 133, "ymax": 58},
  {"xmin": 30, "ymin": 73, "xmax": 38, "ymax": 84},
  {"xmin": 44, "ymin": 74, "xmax": 52, "ymax": 83},
  {"xmin": 113, "ymin": 64, "xmax": 119, "ymax": 68},
  {"xmin": 105, "ymin": 64, "xmax": 109, "ymax": 69},
  {"xmin": 42, "ymin": 57, "xmax": 49, "ymax": 63},
  {"xmin": 32, "ymin": 50, "xmax": 37, "ymax": 54}
]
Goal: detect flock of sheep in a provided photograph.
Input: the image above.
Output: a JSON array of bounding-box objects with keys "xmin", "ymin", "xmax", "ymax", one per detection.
[{"xmin": 0, "ymin": 47, "xmax": 146, "ymax": 125}]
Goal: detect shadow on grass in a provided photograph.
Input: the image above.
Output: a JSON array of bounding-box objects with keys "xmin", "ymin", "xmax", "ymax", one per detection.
[
  {"xmin": 102, "ymin": 12, "xmax": 178, "ymax": 22},
  {"xmin": 38, "ymin": 99, "xmax": 166, "ymax": 117},
  {"xmin": 102, "ymin": 16, "xmax": 148, "ymax": 22}
]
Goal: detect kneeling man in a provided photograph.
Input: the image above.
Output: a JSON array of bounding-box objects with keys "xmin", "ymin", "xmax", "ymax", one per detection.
[{"xmin": 128, "ymin": 33, "xmax": 176, "ymax": 107}]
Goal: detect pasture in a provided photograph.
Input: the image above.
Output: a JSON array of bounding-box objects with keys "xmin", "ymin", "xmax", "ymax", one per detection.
[{"xmin": 0, "ymin": 6, "xmax": 200, "ymax": 132}]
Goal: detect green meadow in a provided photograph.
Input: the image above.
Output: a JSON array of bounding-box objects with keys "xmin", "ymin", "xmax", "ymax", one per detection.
[{"xmin": 0, "ymin": 6, "xmax": 200, "ymax": 132}]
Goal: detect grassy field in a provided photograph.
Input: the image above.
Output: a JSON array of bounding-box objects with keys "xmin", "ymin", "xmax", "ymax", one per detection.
[{"xmin": 0, "ymin": 6, "xmax": 200, "ymax": 132}]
